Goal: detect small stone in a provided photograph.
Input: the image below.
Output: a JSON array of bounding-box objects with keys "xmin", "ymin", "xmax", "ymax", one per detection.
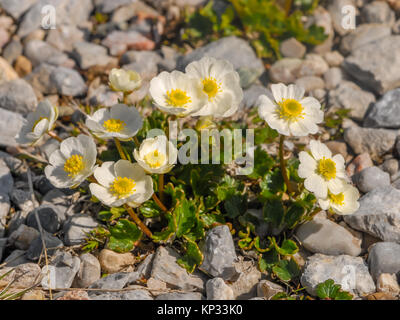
[
  {"xmin": 240, "ymin": 84, "xmax": 270, "ymax": 109},
  {"xmin": 89, "ymin": 272, "xmax": 138, "ymax": 290},
  {"xmin": 368, "ymin": 242, "xmax": 400, "ymax": 280},
  {"xmin": 353, "ymin": 166, "xmax": 391, "ymax": 193},
  {"xmin": 24, "ymin": 40, "xmax": 73, "ymax": 68},
  {"xmin": 91, "ymin": 289, "xmax": 154, "ymax": 300},
  {"xmin": 377, "ymin": 273, "xmax": 400, "ymax": 294},
  {"xmin": 257, "ymin": 280, "xmax": 284, "ymax": 299},
  {"xmin": 295, "ymin": 76, "xmax": 325, "ymax": 93},
  {"xmin": 298, "ymin": 54, "xmax": 329, "ymax": 77},
  {"xmin": 280, "ymin": 37, "xmax": 306, "ymax": 58},
  {"xmin": 158, "ymin": 45, "xmax": 180, "ymax": 72},
  {"xmin": 301, "ymin": 253, "xmax": 375, "ymax": 296},
  {"xmin": 0, "ymin": 57, "xmax": 18, "ymax": 85},
  {"xmin": 121, "ymin": 51, "xmax": 162, "ymax": 80},
  {"xmin": 63, "ymin": 214, "xmax": 98, "ymax": 246},
  {"xmin": 328, "ymin": 81, "xmax": 375, "ymax": 121},
  {"xmin": 98, "ymin": 249, "xmax": 135, "ymax": 274},
  {"xmin": 346, "ymin": 152, "xmax": 373, "ymax": 177},
  {"xmin": 73, "ymin": 42, "xmax": 117, "ymax": 70},
  {"xmin": 0, "ymin": 263, "xmax": 41, "ymax": 288},
  {"xmin": 46, "ymin": 25, "xmax": 86, "ymax": 52},
  {"xmin": 328, "ymin": 0, "xmax": 356, "ymax": 36},
  {"xmin": 340, "ymin": 24, "xmax": 392, "ymax": 55},
  {"xmin": 200, "ymin": 225, "xmax": 238, "ymax": 280},
  {"xmin": 0, "ymin": 0, "xmax": 37, "ymax": 19},
  {"xmin": 344, "ymin": 125, "xmax": 396, "ymax": 161},
  {"xmin": 229, "ymin": 260, "xmax": 262, "ymax": 299},
  {"xmin": 0, "ymin": 109, "xmax": 25, "ymax": 147},
  {"xmin": 56, "ymin": 290, "xmax": 90, "ymax": 300},
  {"xmin": 206, "ymin": 277, "xmax": 235, "ymax": 300},
  {"xmin": 0, "ymin": 159, "xmax": 13, "ymax": 196},
  {"xmin": 73, "ymin": 253, "xmax": 101, "ymax": 288},
  {"xmin": 8, "ymin": 224, "xmax": 40, "ymax": 250},
  {"xmin": 14, "ymin": 55, "xmax": 32, "ymax": 77},
  {"xmin": 2, "ymin": 40, "xmax": 23, "ymax": 65},
  {"xmin": 146, "ymin": 278, "xmax": 167, "ymax": 291},
  {"xmin": 102, "ymin": 30, "xmax": 155, "ymax": 56},
  {"xmin": 21, "ymin": 290, "xmax": 46, "ymax": 300},
  {"xmin": 269, "ymin": 58, "xmax": 302, "ymax": 84},
  {"xmin": 364, "ymin": 88, "xmax": 400, "ymax": 129},
  {"xmin": 325, "ymin": 141, "xmax": 348, "ymax": 159},
  {"xmin": 323, "ymin": 51, "xmax": 344, "ymax": 67},
  {"xmin": 87, "ymin": 84, "xmax": 121, "ymax": 107},
  {"xmin": 344, "ymin": 186, "xmax": 400, "ymax": 242},
  {"xmin": 42, "ymin": 189, "xmax": 71, "ymax": 217},
  {"xmin": 362, "ymin": 1, "xmax": 395, "ymax": 25},
  {"xmin": 343, "ymin": 36, "xmax": 400, "ymax": 95},
  {"xmin": 151, "ymin": 246, "xmax": 205, "ymax": 292},
  {"xmin": 95, "ymin": 0, "xmax": 136, "ymax": 13},
  {"xmin": 51, "ymin": 66, "xmax": 87, "ymax": 97},
  {"xmin": 3, "ymin": 249, "xmax": 29, "ymax": 267},
  {"xmin": 155, "ymin": 292, "xmax": 203, "ymax": 300},
  {"xmin": 309, "ymin": 6, "xmax": 334, "ymax": 54},
  {"xmin": 296, "ymin": 216, "xmax": 362, "ymax": 256},
  {"xmin": 367, "ymin": 292, "xmax": 397, "ymax": 300},
  {"xmin": 136, "ymin": 254, "xmax": 154, "ymax": 279},
  {"xmin": 323, "ymin": 67, "xmax": 343, "ymax": 90},
  {"xmin": 26, "ymin": 231, "xmax": 63, "ymax": 261},
  {"xmin": 41, "ymin": 251, "xmax": 81, "ymax": 289},
  {"xmin": 0, "ymin": 193, "xmax": 10, "ymax": 239},
  {"xmin": 0, "ymin": 79, "xmax": 37, "ymax": 115},
  {"xmin": 7, "ymin": 210, "xmax": 29, "ymax": 235},
  {"xmin": 381, "ymin": 158, "xmax": 399, "ymax": 178},
  {"xmin": 0, "ymin": 238, "xmax": 6, "ymax": 262},
  {"xmin": 26, "ymin": 204, "xmax": 65, "ymax": 233},
  {"xmin": 10, "ymin": 188, "xmax": 37, "ymax": 212}
]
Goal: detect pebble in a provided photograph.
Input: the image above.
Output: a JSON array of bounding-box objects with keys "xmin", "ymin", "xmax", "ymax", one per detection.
[
  {"xmin": 41, "ymin": 251, "xmax": 81, "ymax": 289},
  {"xmin": 56, "ymin": 290, "xmax": 90, "ymax": 300},
  {"xmin": 0, "ymin": 263, "xmax": 41, "ymax": 288},
  {"xmin": 228, "ymin": 259, "xmax": 262, "ymax": 299},
  {"xmin": 146, "ymin": 277, "xmax": 167, "ymax": 291},
  {"xmin": 309, "ymin": 7, "xmax": 334, "ymax": 54},
  {"xmin": 95, "ymin": 0, "xmax": 136, "ymax": 13},
  {"xmin": 89, "ymin": 272, "xmax": 138, "ymax": 290},
  {"xmin": 328, "ymin": 81, "xmax": 375, "ymax": 121},
  {"xmin": 0, "ymin": 57, "xmax": 19, "ymax": 84},
  {"xmin": 87, "ymin": 84, "xmax": 121, "ymax": 107},
  {"xmin": 0, "ymin": 79, "xmax": 37, "ymax": 115},
  {"xmin": 323, "ymin": 51, "xmax": 344, "ymax": 67},
  {"xmin": 344, "ymin": 186, "xmax": 400, "ymax": 242},
  {"xmin": 73, "ymin": 253, "xmax": 101, "ymax": 288},
  {"xmin": 3, "ymin": 249, "xmax": 29, "ymax": 267},
  {"xmin": 362, "ymin": 1, "xmax": 396, "ymax": 25},
  {"xmin": 340, "ymin": 24, "xmax": 391, "ymax": 55},
  {"xmin": 377, "ymin": 273, "xmax": 400, "ymax": 294},
  {"xmin": 2, "ymin": 39, "xmax": 23, "ymax": 65},
  {"xmin": 328, "ymin": 0, "xmax": 356, "ymax": 36},
  {"xmin": 14, "ymin": 55, "xmax": 32, "ymax": 77},
  {"xmin": 10, "ymin": 188, "xmax": 37, "ymax": 213},
  {"xmin": 102, "ymin": 30, "xmax": 155, "ymax": 56},
  {"xmin": 323, "ymin": 67, "xmax": 342, "ymax": 90},
  {"xmin": 0, "ymin": 238, "xmax": 6, "ymax": 262},
  {"xmin": 41, "ymin": 189, "xmax": 71, "ymax": 217},
  {"xmin": 364, "ymin": 88, "xmax": 400, "ymax": 129},
  {"xmin": 346, "ymin": 152, "xmax": 373, "ymax": 177},
  {"xmin": 368, "ymin": 242, "xmax": 400, "ymax": 280},
  {"xmin": 0, "ymin": 193, "xmax": 10, "ymax": 238},
  {"xmin": 158, "ymin": 45, "xmax": 180, "ymax": 72},
  {"xmin": 301, "ymin": 253, "xmax": 375, "ymax": 296},
  {"xmin": 0, "ymin": 108, "xmax": 24, "ymax": 147},
  {"xmin": 325, "ymin": 141, "xmax": 348, "ymax": 158},
  {"xmin": 91, "ymin": 290, "xmax": 154, "ymax": 300},
  {"xmin": 0, "ymin": 159, "xmax": 13, "ymax": 196},
  {"xmin": 177, "ymin": 36, "xmax": 264, "ymax": 88},
  {"xmin": 46, "ymin": 25, "xmax": 86, "ymax": 52},
  {"xmin": 353, "ymin": 166, "xmax": 391, "ymax": 193},
  {"xmin": 7, "ymin": 210, "xmax": 30, "ymax": 235},
  {"xmin": 256, "ymin": 280, "xmax": 284, "ymax": 299},
  {"xmin": 8, "ymin": 224, "xmax": 39, "ymax": 250},
  {"xmin": 269, "ymin": 58, "xmax": 302, "ymax": 84},
  {"xmin": 296, "ymin": 216, "xmax": 362, "ymax": 256},
  {"xmin": 206, "ymin": 277, "xmax": 235, "ymax": 300},
  {"xmin": 280, "ymin": 37, "xmax": 306, "ymax": 58},
  {"xmin": 343, "ymin": 36, "xmax": 400, "ymax": 95},
  {"xmin": 98, "ymin": 249, "xmax": 135, "ymax": 274},
  {"xmin": 200, "ymin": 225, "xmax": 238, "ymax": 280},
  {"xmin": 24, "ymin": 40, "xmax": 73, "ymax": 68},
  {"xmin": 155, "ymin": 292, "xmax": 203, "ymax": 300},
  {"xmin": 21, "ymin": 290, "xmax": 46, "ymax": 300},
  {"xmin": 151, "ymin": 246, "xmax": 205, "ymax": 292},
  {"xmin": 121, "ymin": 50, "xmax": 162, "ymax": 80},
  {"xmin": 240, "ymin": 84, "xmax": 270, "ymax": 109},
  {"xmin": 63, "ymin": 214, "xmax": 98, "ymax": 246},
  {"xmin": 26, "ymin": 204, "xmax": 65, "ymax": 233},
  {"xmin": 298, "ymin": 54, "xmax": 329, "ymax": 77},
  {"xmin": 344, "ymin": 125, "xmax": 396, "ymax": 161},
  {"xmin": 380, "ymin": 158, "xmax": 399, "ymax": 178},
  {"xmin": 26, "ymin": 230, "xmax": 63, "ymax": 261},
  {"xmin": 73, "ymin": 42, "xmax": 117, "ymax": 70},
  {"xmin": 0, "ymin": 0, "xmax": 37, "ymax": 20},
  {"xmin": 295, "ymin": 76, "xmax": 325, "ymax": 93}
]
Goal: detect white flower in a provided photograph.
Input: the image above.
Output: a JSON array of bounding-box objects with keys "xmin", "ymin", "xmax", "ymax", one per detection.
[
  {"xmin": 149, "ymin": 70, "xmax": 206, "ymax": 116},
  {"xmin": 85, "ymin": 104, "xmax": 143, "ymax": 141},
  {"xmin": 185, "ymin": 57, "xmax": 243, "ymax": 117},
  {"xmin": 318, "ymin": 180, "xmax": 360, "ymax": 215},
  {"xmin": 298, "ymin": 140, "xmax": 347, "ymax": 199},
  {"xmin": 109, "ymin": 68, "xmax": 142, "ymax": 93},
  {"xmin": 257, "ymin": 83, "xmax": 323, "ymax": 136},
  {"xmin": 133, "ymin": 135, "xmax": 178, "ymax": 174},
  {"xmin": 16, "ymin": 100, "xmax": 58, "ymax": 146},
  {"xmin": 89, "ymin": 160, "xmax": 153, "ymax": 208},
  {"xmin": 44, "ymin": 134, "xmax": 97, "ymax": 188}
]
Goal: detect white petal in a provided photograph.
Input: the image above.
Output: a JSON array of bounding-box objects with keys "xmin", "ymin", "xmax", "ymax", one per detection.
[
  {"xmin": 309, "ymin": 140, "xmax": 332, "ymax": 160},
  {"xmin": 271, "ymin": 83, "xmax": 287, "ymax": 103},
  {"xmin": 298, "ymin": 151, "xmax": 317, "ymax": 178},
  {"xmin": 89, "ymin": 183, "xmax": 117, "ymax": 207},
  {"xmin": 93, "ymin": 161, "xmax": 116, "ymax": 187},
  {"xmin": 304, "ymin": 174, "xmax": 327, "ymax": 198}
]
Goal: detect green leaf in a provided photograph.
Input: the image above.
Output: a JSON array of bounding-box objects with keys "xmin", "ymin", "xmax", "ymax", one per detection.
[
  {"xmin": 177, "ymin": 238, "xmax": 204, "ymax": 273},
  {"xmin": 153, "ymin": 212, "xmax": 176, "ymax": 242},
  {"xmin": 98, "ymin": 207, "xmax": 125, "ymax": 222},
  {"xmin": 258, "ymin": 247, "xmax": 279, "ymax": 272},
  {"xmin": 215, "ymin": 175, "xmax": 242, "ymax": 201},
  {"xmin": 254, "ymin": 126, "xmax": 279, "ymax": 144},
  {"xmin": 316, "ymin": 279, "xmax": 353, "ymax": 300},
  {"xmin": 139, "ymin": 200, "xmax": 163, "ymax": 218},
  {"xmin": 260, "ymin": 168, "xmax": 285, "ymax": 200},
  {"xmin": 224, "ymin": 194, "xmax": 247, "ymax": 219},
  {"xmin": 284, "ymin": 202, "xmax": 305, "ymax": 229},
  {"xmin": 107, "ymin": 219, "xmax": 142, "ymax": 253},
  {"xmin": 271, "ymin": 292, "xmax": 296, "ymax": 300},
  {"xmin": 276, "ymin": 239, "xmax": 299, "ymax": 256},
  {"xmin": 263, "ymin": 197, "xmax": 284, "ymax": 228},
  {"xmin": 247, "ymin": 147, "xmax": 274, "ymax": 180},
  {"xmin": 272, "ymin": 259, "xmax": 301, "ymax": 282},
  {"xmin": 174, "ymin": 199, "xmax": 197, "ymax": 238},
  {"xmin": 200, "ymin": 213, "xmax": 225, "ymax": 227}
]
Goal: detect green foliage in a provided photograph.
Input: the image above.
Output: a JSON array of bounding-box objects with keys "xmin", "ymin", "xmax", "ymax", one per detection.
[
  {"xmin": 316, "ymin": 279, "xmax": 353, "ymax": 300},
  {"xmin": 107, "ymin": 219, "xmax": 143, "ymax": 253},
  {"xmin": 82, "ymin": 226, "xmax": 110, "ymax": 252},
  {"xmin": 183, "ymin": 0, "xmax": 327, "ymax": 60}
]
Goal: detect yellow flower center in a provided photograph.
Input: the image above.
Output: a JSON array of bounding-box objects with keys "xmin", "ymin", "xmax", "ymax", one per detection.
[
  {"xmin": 202, "ymin": 77, "xmax": 221, "ymax": 100},
  {"xmin": 64, "ymin": 155, "xmax": 85, "ymax": 177},
  {"xmin": 32, "ymin": 117, "xmax": 48, "ymax": 132},
  {"xmin": 317, "ymin": 157, "xmax": 336, "ymax": 180},
  {"xmin": 166, "ymin": 89, "xmax": 191, "ymax": 107},
  {"xmin": 278, "ymin": 99, "xmax": 304, "ymax": 122},
  {"xmin": 143, "ymin": 150, "xmax": 166, "ymax": 168},
  {"xmin": 110, "ymin": 177, "xmax": 136, "ymax": 199},
  {"xmin": 103, "ymin": 118, "xmax": 126, "ymax": 133},
  {"xmin": 329, "ymin": 192, "xmax": 345, "ymax": 206}
]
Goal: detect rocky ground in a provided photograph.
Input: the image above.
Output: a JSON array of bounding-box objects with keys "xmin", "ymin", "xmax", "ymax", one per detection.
[{"xmin": 0, "ymin": 0, "xmax": 400, "ymax": 300}]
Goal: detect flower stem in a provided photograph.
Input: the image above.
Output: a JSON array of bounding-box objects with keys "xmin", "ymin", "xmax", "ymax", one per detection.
[
  {"xmin": 308, "ymin": 208, "xmax": 322, "ymax": 220},
  {"xmin": 279, "ymin": 135, "xmax": 294, "ymax": 195},
  {"xmin": 159, "ymin": 174, "xmax": 164, "ymax": 202},
  {"xmin": 284, "ymin": 0, "xmax": 292, "ymax": 16},
  {"xmin": 114, "ymin": 138, "xmax": 127, "ymax": 161},
  {"xmin": 152, "ymin": 193, "xmax": 168, "ymax": 213},
  {"xmin": 124, "ymin": 205, "xmax": 153, "ymax": 239},
  {"xmin": 133, "ymin": 136, "xmax": 140, "ymax": 147},
  {"xmin": 123, "ymin": 92, "xmax": 129, "ymax": 105},
  {"xmin": 47, "ymin": 131, "xmax": 63, "ymax": 143}
]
